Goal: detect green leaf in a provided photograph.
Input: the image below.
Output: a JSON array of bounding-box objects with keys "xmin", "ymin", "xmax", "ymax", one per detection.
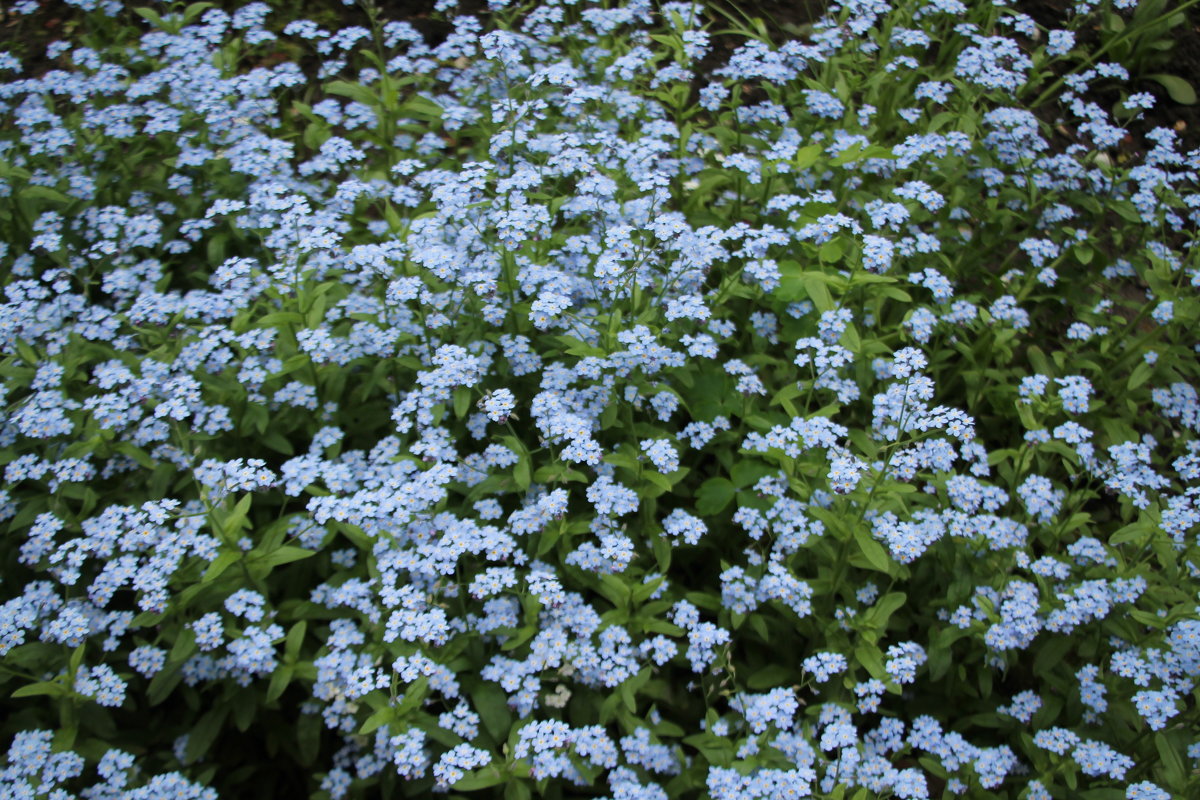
[
  {"xmin": 470, "ymin": 681, "xmax": 511, "ymax": 742},
  {"xmin": 1112, "ymin": 201, "xmax": 1143, "ymax": 224},
  {"xmin": 632, "ymin": 575, "xmax": 666, "ymax": 604},
  {"xmin": 182, "ymin": 2, "xmax": 214, "ymax": 24},
  {"xmin": 133, "ymin": 6, "xmax": 169, "ymax": 30},
  {"xmin": 305, "ymin": 293, "xmax": 327, "ymax": 328},
  {"xmin": 261, "ymin": 429, "xmax": 294, "ymax": 455},
  {"xmin": 233, "ymin": 692, "xmax": 256, "ymax": 731},
  {"xmin": 864, "ymin": 592, "xmax": 907, "ymax": 630},
  {"xmin": 506, "ymin": 778, "xmax": 533, "ymax": 800},
  {"xmin": 830, "ymin": 142, "xmax": 864, "ymax": 165},
  {"xmin": 879, "ymin": 285, "xmax": 912, "ymax": 303},
  {"xmin": 257, "ymin": 312, "xmax": 304, "ymax": 329},
  {"xmin": 454, "ymin": 767, "xmax": 506, "ymax": 791},
  {"xmin": 769, "ymin": 382, "xmax": 803, "ymax": 414},
  {"xmin": 536, "ymin": 522, "xmax": 562, "ymax": 557},
  {"xmin": 603, "ymin": 451, "xmax": 639, "ymax": 472},
  {"xmin": 853, "ymin": 644, "xmax": 887, "ymax": 681},
  {"xmin": 1127, "ymin": 361, "xmax": 1154, "ymax": 391},
  {"xmin": 0, "ymin": 161, "xmax": 31, "ymax": 181},
  {"xmin": 641, "ymin": 617, "xmax": 685, "ymax": 636},
  {"xmin": 533, "ymin": 464, "xmax": 588, "ymax": 484},
  {"xmin": 927, "ymin": 627, "xmax": 969, "ymax": 681},
  {"xmin": 1033, "ymin": 637, "xmax": 1073, "ymax": 676},
  {"xmin": 819, "ymin": 238, "xmax": 845, "ymax": 264},
  {"xmin": 747, "ymin": 663, "xmax": 795, "ymax": 689},
  {"xmin": 241, "ymin": 403, "xmax": 268, "ymax": 436},
  {"xmin": 219, "ymin": 494, "xmax": 252, "ymax": 538},
  {"xmin": 180, "ymin": 1, "xmax": 213, "ymax": 22},
  {"xmin": 453, "ymin": 387, "xmax": 473, "ymax": 419},
  {"xmin": 325, "ymin": 80, "xmax": 378, "ymax": 107},
  {"xmin": 800, "ymin": 272, "xmax": 835, "ymax": 311},
  {"xmin": 597, "ymin": 575, "xmax": 631, "ymax": 609},
  {"xmin": 398, "ymin": 94, "xmax": 444, "ymax": 121},
  {"xmin": 853, "ymin": 526, "xmax": 893, "ymax": 573},
  {"xmin": 147, "ymin": 662, "xmax": 185, "ymax": 706},
  {"xmin": 131, "ymin": 610, "xmax": 165, "ymax": 628},
  {"xmin": 19, "ymin": 185, "xmax": 72, "ymax": 206},
  {"xmin": 167, "ymin": 627, "xmax": 198, "ymax": 664},
  {"xmin": 682, "ymin": 732, "xmax": 734, "ymax": 767},
  {"xmin": 514, "ymin": 456, "xmax": 531, "ymax": 492},
  {"xmin": 732, "ymin": 459, "xmax": 774, "ymax": 488},
  {"xmin": 1109, "ymin": 521, "xmax": 1151, "ymax": 545},
  {"xmin": 16, "ymin": 340, "xmax": 39, "ymax": 366},
  {"xmin": 792, "ymin": 143, "xmax": 823, "ymax": 169},
  {"xmin": 395, "ymin": 675, "xmax": 430, "ymax": 717},
  {"xmin": 651, "ymin": 528, "xmax": 674, "ymax": 573},
  {"xmin": 253, "ymin": 546, "xmax": 315, "ymax": 569},
  {"xmin": 842, "ymin": 321, "xmax": 861, "ymax": 352},
  {"xmin": 69, "ymin": 643, "xmax": 86, "ymax": 675},
  {"xmin": 297, "ymin": 711, "xmax": 321, "ymax": 765},
  {"xmin": 186, "ymin": 707, "xmax": 229, "ymax": 764},
  {"xmin": 501, "ymin": 624, "xmax": 536, "ymax": 652},
  {"xmin": 112, "ymin": 442, "xmax": 156, "ymax": 469},
  {"xmin": 11, "ymin": 681, "xmax": 67, "ymax": 699},
  {"xmin": 265, "ymin": 665, "xmax": 294, "ymax": 703},
  {"xmin": 1130, "ymin": 609, "xmax": 1168, "ymax": 628},
  {"xmin": 695, "ymin": 477, "xmax": 735, "ymax": 516},
  {"xmin": 649, "ymin": 32, "xmax": 684, "ymax": 55},
  {"xmin": 285, "ymin": 620, "xmax": 307, "ymax": 661},
  {"xmin": 359, "ymin": 706, "xmax": 395, "ymax": 736},
  {"xmin": 1155, "ymin": 732, "xmax": 1186, "ymax": 787},
  {"xmin": 1148, "ymin": 74, "xmax": 1197, "ymax": 105},
  {"xmin": 620, "ymin": 667, "xmax": 651, "ymax": 712},
  {"xmin": 643, "ymin": 470, "xmax": 674, "ymax": 495}
]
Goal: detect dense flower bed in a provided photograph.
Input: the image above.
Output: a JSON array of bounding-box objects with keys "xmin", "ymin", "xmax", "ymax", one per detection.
[{"xmin": 0, "ymin": 0, "xmax": 1198, "ymax": 798}]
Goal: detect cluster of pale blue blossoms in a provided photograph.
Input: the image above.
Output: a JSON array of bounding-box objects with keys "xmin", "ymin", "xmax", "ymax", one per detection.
[{"xmin": 0, "ymin": 0, "xmax": 1198, "ymax": 797}]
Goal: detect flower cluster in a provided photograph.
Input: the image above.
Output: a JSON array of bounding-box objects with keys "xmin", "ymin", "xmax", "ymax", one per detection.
[{"xmin": 0, "ymin": 0, "xmax": 1196, "ymax": 798}]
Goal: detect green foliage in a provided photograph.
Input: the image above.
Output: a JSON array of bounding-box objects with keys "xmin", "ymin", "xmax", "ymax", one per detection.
[{"xmin": 0, "ymin": 0, "xmax": 1198, "ymax": 799}]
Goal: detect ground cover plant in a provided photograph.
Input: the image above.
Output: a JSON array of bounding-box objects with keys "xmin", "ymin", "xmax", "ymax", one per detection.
[{"xmin": 0, "ymin": 0, "xmax": 1198, "ymax": 797}]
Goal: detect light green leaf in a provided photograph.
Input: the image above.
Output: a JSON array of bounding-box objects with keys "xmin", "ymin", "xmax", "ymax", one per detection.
[
  {"xmin": 133, "ymin": 6, "xmax": 169, "ymax": 30},
  {"xmin": 793, "ymin": 143, "xmax": 823, "ymax": 169},
  {"xmin": 11, "ymin": 681, "xmax": 67, "ymax": 699},
  {"xmin": 254, "ymin": 546, "xmax": 315, "ymax": 569},
  {"xmin": 1148, "ymin": 74, "xmax": 1197, "ymax": 105},
  {"xmin": 453, "ymin": 387, "xmax": 472, "ymax": 419},
  {"xmin": 853, "ymin": 644, "xmax": 887, "ymax": 681},
  {"xmin": 399, "ymin": 94, "xmax": 443, "ymax": 120},
  {"xmin": 514, "ymin": 456, "xmax": 531, "ymax": 491},
  {"xmin": 358, "ymin": 706, "xmax": 394, "ymax": 736},
  {"xmin": 325, "ymin": 80, "xmax": 378, "ymax": 107}
]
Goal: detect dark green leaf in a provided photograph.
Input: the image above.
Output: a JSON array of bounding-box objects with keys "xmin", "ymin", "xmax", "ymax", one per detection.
[
  {"xmin": 186, "ymin": 707, "xmax": 228, "ymax": 764},
  {"xmin": 695, "ymin": 477, "xmax": 735, "ymax": 516}
]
